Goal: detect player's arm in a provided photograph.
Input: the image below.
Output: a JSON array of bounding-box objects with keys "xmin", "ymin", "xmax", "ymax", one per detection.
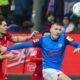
[
  {"xmin": 7, "ymin": 42, "xmax": 33, "ymax": 51},
  {"xmin": 7, "ymin": 37, "xmax": 42, "ymax": 51},
  {"xmin": 0, "ymin": 54, "xmax": 8, "ymax": 59},
  {"xmin": 0, "ymin": 42, "xmax": 33, "ymax": 54},
  {"xmin": 66, "ymin": 36, "xmax": 80, "ymax": 53},
  {"xmin": 0, "ymin": 37, "xmax": 42, "ymax": 53},
  {"xmin": 10, "ymin": 31, "xmax": 39, "ymax": 42},
  {"xmin": 0, "ymin": 52, "xmax": 16, "ymax": 60},
  {"xmin": 66, "ymin": 36, "xmax": 80, "ymax": 48}
]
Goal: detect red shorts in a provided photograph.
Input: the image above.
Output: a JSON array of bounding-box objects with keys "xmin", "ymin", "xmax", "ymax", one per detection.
[
  {"xmin": 31, "ymin": 73, "xmax": 44, "ymax": 80},
  {"xmin": 0, "ymin": 72, "xmax": 7, "ymax": 80}
]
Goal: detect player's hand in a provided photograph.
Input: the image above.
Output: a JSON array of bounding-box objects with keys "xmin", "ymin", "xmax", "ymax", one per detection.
[
  {"xmin": 30, "ymin": 31, "xmax": 39, "ymax": 38},
  {"xmin": 0, "ymin": 45, "xmax": 7, "ymax": 54},
  {"xmin": 73, "ymin": 48, "xmax": 80, "ymax": 54},
  {"xmin": 6, "ymin": 52, "xmax": 17, "ymax": 60}
]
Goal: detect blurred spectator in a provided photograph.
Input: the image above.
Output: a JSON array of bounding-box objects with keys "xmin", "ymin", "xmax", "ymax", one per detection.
[
  {"xmin": 62, "ymin": 15, "xmax": 75, "ymax": 33},
  {"xmin": 14, "ymin": 0, "xmax": 33, "ymax": 26},
  {"xmin": 31, "ymin": 0, "xmax": 49, "ymax": 31},
  {"xmin": 8, "ymin": 20, "xmax": 34, "ymax": 32},
  {"xmin": 7, "ymin": 15, "xmax": 21, "ymax": 32},
  {"xmin": 44, "ymin": 14, "xmax": 54, "ymax": 32},
  {"xmin": 47, "ymin": 0, "xmax": 64, "ymax": 21},
  {"xmin": 47, "ymin": 14, "xmax": 54, "ymax": 23},
  {"xmin": 0, "ymin": 0, "xmax": 11, "ymax": 20},
  {"xmin": 47, "ymin": 0, "xmax": 55, "ymax": 16},
  {"xmin": 64, "ymin": 4, "xmax": 79, "ymax": 26},
  {"xmin": 54, "ymin": 0, "xmax": 64, "ymax": 21},
  {"xmin": 8, "ymin": 24, "xmax": 21, "ymax": 32},
  {"xmin": 22, "ymin": 21, "xmax": 34, "ymax": 32},
  {"xmin": 73, "ymin": 22, "xmax": 80, "ymax": 33}
]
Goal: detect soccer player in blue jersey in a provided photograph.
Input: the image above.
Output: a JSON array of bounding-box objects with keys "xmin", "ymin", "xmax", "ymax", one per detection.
[{"xmin": 1, "ymin": 22, "xmax": 80, "ymax": 80}]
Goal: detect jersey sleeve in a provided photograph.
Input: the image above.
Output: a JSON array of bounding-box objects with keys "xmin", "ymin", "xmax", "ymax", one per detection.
[
  {"xmin": 6, "ymin": 32, "xmax": 12, "ymax": 40},
  {"xmin": 7, "ymin": 37, "xmax": 43, "ymax": 51},
  {"xmin": 32, "ymin": 37, "xmax": 42, "ymax": 47},
  {"xmin": 7, "ymin": 42, "xmax": 33, "ymax": 51},
  {"xmin": 65, "ymin": 36, "xmax": 80, "ymax": 48}
]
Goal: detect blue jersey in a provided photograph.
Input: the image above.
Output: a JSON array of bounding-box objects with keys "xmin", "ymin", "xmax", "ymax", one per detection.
[
  {"xmin": 7, "ymin": 33, "xmax": 80, "ymax": 70},
  {"xmin": 32, "ymin": 34, "xmax": 80, "ymax": 70}
]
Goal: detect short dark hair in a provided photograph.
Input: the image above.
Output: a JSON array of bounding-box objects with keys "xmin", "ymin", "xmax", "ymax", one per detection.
[
  {"xmin": 0, "ymin": 15, "xmax": 5, "ymax": 25},
  {"xmin": 52, "ymin": 22, "xmax": 63, "ymax": 27},
  {"xmin": 63, "ymin": 14, "xmax": 71, "ymax": 21}
]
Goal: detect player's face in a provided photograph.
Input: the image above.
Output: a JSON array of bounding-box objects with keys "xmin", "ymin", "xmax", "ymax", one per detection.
[
  {"xmin": 63, "ymin": 18, "xmax": 69, "ymax": 25},
  {"xmin": 0, "ymin": 21, "xmax": 8, "ymax": 34},
  {"xmin": 50, "ymin": 24, "xmax": 62, "ymax": 40}
]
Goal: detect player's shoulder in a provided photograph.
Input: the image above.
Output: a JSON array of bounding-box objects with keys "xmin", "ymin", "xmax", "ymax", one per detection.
[
  {"xmin": 42, "ymin": 34, "xmax": 50, "ymax": 38},
  {"xmin": 6, "ymin": 32, "xmax": 11, "ymax": 36},
  {"xmin": 61, "ymin": 33, "xmax": 74, "ymax": 42},
  {"xmin": 6, "ymin": 32, "xmax": 12, "ymax": 40}
]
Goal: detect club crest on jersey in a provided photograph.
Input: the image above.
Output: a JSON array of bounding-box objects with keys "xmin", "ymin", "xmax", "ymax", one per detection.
[{"xmin": 58, "ymin": 43, "xmax": 63, "ymax": 48}]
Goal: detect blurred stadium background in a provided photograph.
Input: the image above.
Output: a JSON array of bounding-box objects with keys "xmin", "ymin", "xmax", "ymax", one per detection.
[{"xmin": 0, "ymin": 0, "xmax": 80, "ymax": 80}]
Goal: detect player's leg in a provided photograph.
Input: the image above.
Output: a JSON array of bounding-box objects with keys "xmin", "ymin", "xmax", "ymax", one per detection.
[
  {"xmin": 0, "ymin": 73, "xmax": 7, "ymax": 80},
  {"xmin": 43, "ymin": 68, "xmax": 58, "ymax": 80},
  {"xmin": 1, "ymin": 76, "xmax": 7, "ymax": 80},
  {"xmin": 58, "ymin": 72, "xmax": 72, "ymax": 80},
  {"xmin": 31, "ymin": 74, "xmax": 38, "ymax": 80}
]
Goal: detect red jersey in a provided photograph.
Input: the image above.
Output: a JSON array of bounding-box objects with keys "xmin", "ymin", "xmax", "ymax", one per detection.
[
  {"xmin": 0, "ymin": 32, "xmax": 12, "ymax": 80},
  {"xmin": 0, "ymin": 32, "xmax": 12, "ymax": 46},
  {"xmin": 0, "ymin": 32, "xmax": 12, "ymax": 71},
  {"xmin": 29, "ymin": 48, "xmax": 44, "ymax": 80}
]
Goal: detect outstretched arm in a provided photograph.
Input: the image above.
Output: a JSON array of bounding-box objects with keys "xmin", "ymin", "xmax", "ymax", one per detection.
[
  {"xmin": 66, "ymin": 36, "xmax": 80, "ymax": 54},
  {"xmin": 0, "ymin": 37, "xmax": 42, "ymax": 53},
  {"xmin": 0, "ymin": 42, "xmax": 33, "ymax": 53},
  {"xmin": 10, "ymin": 31, "xmax": 39, "ymax": 42},
  {"xmin": 7, "ymin": 42, "xmax": 33, "ymax": 51}
]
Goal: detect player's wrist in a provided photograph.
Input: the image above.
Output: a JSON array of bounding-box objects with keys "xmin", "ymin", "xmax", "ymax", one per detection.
[{"xmin": 7, "ymin": 47, "xmax": 11, "ymax": 51}]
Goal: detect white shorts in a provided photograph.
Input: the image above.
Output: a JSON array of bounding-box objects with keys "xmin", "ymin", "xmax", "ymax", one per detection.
[{"xmin": 43, "ymin": 68, "xmax": 62, "ymax": 80}]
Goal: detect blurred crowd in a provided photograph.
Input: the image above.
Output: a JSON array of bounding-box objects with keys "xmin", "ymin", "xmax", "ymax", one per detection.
[{"xmin": 0, "ymin": 0, "xmax": 80, "ymax": 33}]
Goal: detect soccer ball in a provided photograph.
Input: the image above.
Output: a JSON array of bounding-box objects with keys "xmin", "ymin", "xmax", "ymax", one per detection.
[{"xmin": 73, "ymin": 2, "xmax": 80, "ymax": 17}]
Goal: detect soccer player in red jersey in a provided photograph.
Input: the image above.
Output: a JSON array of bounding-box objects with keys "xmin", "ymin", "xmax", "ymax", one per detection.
[
  {"xmin": 28, "ymin": 48, "xmax": 44, "ymax": 80},
  {"xmin": 29, "ymin": 33, "xmax": 49, "ymax": 80},
  {"xmin": 0, "ymin": 15, "xmax": 39, "ymax": 80}
]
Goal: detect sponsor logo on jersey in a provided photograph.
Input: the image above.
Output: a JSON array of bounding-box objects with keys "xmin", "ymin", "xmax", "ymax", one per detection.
[{"xmin": 48, "ymin": 51, "xmax": 61, "ymax": 56}]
